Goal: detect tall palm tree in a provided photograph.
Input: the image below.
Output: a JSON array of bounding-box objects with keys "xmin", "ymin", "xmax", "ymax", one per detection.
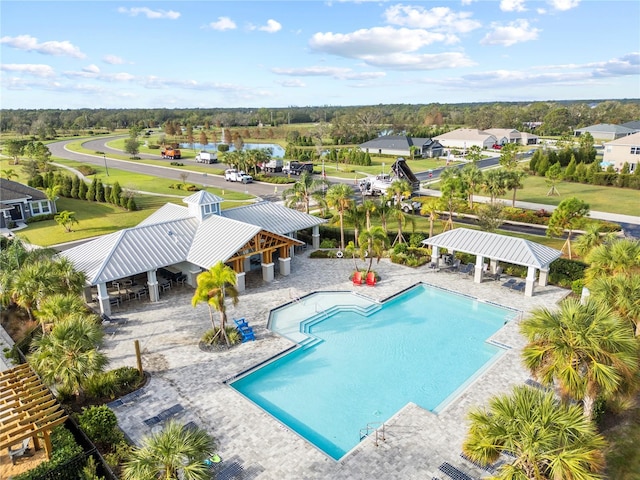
[
  {"xmin": 504, "ymin": 169, "xmax": 527, "ymax": 207},
  {"xmin": 481, "ymin": 168, "xmax": 507, "ymax": 203},
  {"xmin": 358, "ymin": 226, "xmax": 389, "ymax": 274},
  {"xmin": 388, "ymin": 179, "xmax": 412, "ymax": 208},
  {"xmin": 585, "ymin": 238, "xmax": 640, "ymax": 283},
  {"xmin": 463, "ymin": 385, "xmax": 606, "ymax": 480},
  {"xmin": 191, "ymin": 261, "xmax": 239, "ymax": 347},
  {"xmin": 520, "ymin": 298, "xmax": 639, "ymax": 418},
  {"xmin": 344, "ymin": 204, "xmax": 366, "ymax": 247},
  {"xmin": 438, "ymin": 168, "xmax": 466, "ymax": 231},
  {"xmin": 389, "ymin": 207, "xmax": 415, "ymax": 246},
  {"xmin": 375, "ymin": 197, "xmax": 393, "ymax": 232},
  {"xmin": 574, "ymin": 223, "xmax": 617, "ymax": 258},
  {"xmin": 122, "ymin": 420, "xmax": 215, "ymax": 480},
  {"xmin": 459, "ymin": 163, "xmax": 483, "ymax": 208},
  {"xmin": 325, "ymin": 183, "xmax": 353, "ymax": 250},
  {"xmin": 29, "ymin": 316, "xmax": 108, "ymax": 400},
  {"xmin": 419, "ymin": 200, "xmax": 439, "ymax": 239},
  {"xmin": 361, "ymin": 199, "xmax": 377, "ymax": 230},
  {"xmin": 589, "ymin": 273, "xmax": 640, "ymax": 336},
  {"xmin": 281, "ymin": 171, "xmax": 326, "ymax": 213}
]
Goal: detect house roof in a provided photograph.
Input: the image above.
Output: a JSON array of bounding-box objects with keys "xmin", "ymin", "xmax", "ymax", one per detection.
[
  {"xmin": 433, "ymin": 129, "xmax": 497, "ymax": 142},
  {"xmin": 62, "ymin": 200, "xmax": 322, "ymax": 285},
  {"xmin": 0, "ymin": 178, "xmax": 47, "ymax": 202},
  {"xmin": 621, "ymin": 120, "xmax": 640, "ymax": 131},
  {"xmin": 422, "ymin": 228, "xmax": 562, "ymax": 269},
  {"xmin": 484, "ymin": 128, "xmax": 521, "ymax": 139},
  {"xmin": 604, "ymin": 131, "xmax": 640, "ymax": 146},
  {"xmin": 222, "ymin": 201, "xmax": 326, "ymax": 234},
  {"xmin": 359, "ymin": 135, "xmax": 443, "ymax": 150},
  {"xmin": 575, "ymin": 123, "xmax": 636, "ymax": 134}
]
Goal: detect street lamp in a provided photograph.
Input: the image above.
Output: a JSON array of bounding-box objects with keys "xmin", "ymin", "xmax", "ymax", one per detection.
[{"xmin": 103, "ymin": 154, "xmax": 110, "ymax": 176}]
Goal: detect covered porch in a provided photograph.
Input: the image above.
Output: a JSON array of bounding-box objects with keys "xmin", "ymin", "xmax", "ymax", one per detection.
[{"xmin": 422, "ymin": 228, "xmax": 562, "ymax": 297}]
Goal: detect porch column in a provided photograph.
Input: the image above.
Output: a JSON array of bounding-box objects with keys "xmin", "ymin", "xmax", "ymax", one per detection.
[
  {"xmin": 82, "ymin": 286, "xmax": 93, "ymax": 303},
  {"xmin": 262, "ymin": 249, "xmax": 274, "ymax": 282},
  {"xmin": 474, "ymin": 255, "xmax": 484, "ymax": 283},
  {"xmin": 244, "ymin": 256, "xmax": 251, "ymax": 272},
  {"xmin": 312, "ymin": 225, "xmax": 320, "ymax": 249},
  {"xmin": 147, "ymin": 269, "xmax": 159, "ymax": 302},
  {"xmin": 187, "ymin": 267, "xmax": 201, "ymax": 288},
  {"xmin": 236, "ymin": 272, "xmax": 246, "ymax": 292},
  {"xmin": 279, "ymin": 257, "xmax": 291, "ymax": 276},
  {"xmin": 525, "ymin": 266, "xmax": 536, "ymax": 297},
  {"xmin": 538, "ymin": 268, "xmax": 549, "ymax": 286},
  {"xmin": 97, "ymin": 282, "xmax": 110, "ymax": 316},
  {"xmin": 489, "ymin": 258, "xmax": 498, "ymax": 274},
  {"xmin": 432, "ymin": 246, "xmax": 440, "ymax": 267}
]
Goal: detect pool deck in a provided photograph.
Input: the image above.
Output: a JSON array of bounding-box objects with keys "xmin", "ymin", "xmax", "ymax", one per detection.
[{"xmin": 104, "ymin": 255, "xmax": 569, "ymax": 479}]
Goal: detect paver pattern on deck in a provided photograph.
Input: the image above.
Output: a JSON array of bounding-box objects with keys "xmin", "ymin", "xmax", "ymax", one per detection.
[{"xmin": 104, "ymin": 255, "xmax": 569, "ymax": 479}]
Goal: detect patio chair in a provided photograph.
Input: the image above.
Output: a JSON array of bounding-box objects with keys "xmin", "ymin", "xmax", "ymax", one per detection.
[
  {"xmin": 233, "ymin": 318, "xmax": 249, "ymax": 329},
  {"xmin": 239, "ymin": 326, "xmax": 256, "ymax": 342},
  {"xmin": 353, "ymin": 271, "xmax": 363, "ymax": 285},
  {"xmin": 501, "ymin": 278, "xmax": 517, "ymax": 289},
  {"xmin": 445, "ymin": 259, "xmax": 461, "ymax": 273},
  {"xmin": 8, "ymin": 438, "xmax": 31, "ymax": 464},
  {"xmin": 366, "ymin": 271, "xmax": 377, "ymax": 286},
  {"xmin": 489, "ymin": 266, "xmax": 503, "ymax": 281},
  {"xmin": 458, "ymin": 264, "xmax": 472, "ymax": 276},
  {"xmin": 511, "ymin": 281, "xmax": 526, "ymax": 292},
  {"xmin": 176, "ymin": 274, "xmax": 188, "ymax": 286}
]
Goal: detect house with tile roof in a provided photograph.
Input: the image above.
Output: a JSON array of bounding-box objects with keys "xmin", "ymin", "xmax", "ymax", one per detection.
[
  {"xmin": 0, "ymin": 179, "xmax": 56, "ymax": 229},
  {"xmin": 61, "ymin": 192, "xmax": 326, "ymax": 315},
  {"xmin": 602, "ymin": 131, "xmax": 640, "ymax": 173},
  {"xmin": 359, "ymin": 135, "xmax": 444, "ymax": 158}
]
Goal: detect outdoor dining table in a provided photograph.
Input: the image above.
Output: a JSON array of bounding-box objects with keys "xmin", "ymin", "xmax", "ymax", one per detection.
[{"xmin": 127, "ymin": 285, "xmax": 148, "ymax": 300}]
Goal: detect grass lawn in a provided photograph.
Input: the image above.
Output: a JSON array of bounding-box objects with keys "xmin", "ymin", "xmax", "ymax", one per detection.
[
  {"xmin": 603, "ymin": 405, "xmax": 640, "ymax": 479},
  {"xmin": 498, "ymin": 175, "xmax": 640, "ymax": 216}
]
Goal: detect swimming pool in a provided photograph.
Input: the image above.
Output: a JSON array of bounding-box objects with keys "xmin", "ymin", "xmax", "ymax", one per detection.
[{"xmin": 231, "ymin": 284, "xmax": 515, "ymax": 460}]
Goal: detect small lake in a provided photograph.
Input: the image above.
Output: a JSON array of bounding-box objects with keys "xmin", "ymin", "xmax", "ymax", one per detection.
[{"xmin": 180, "ymin": 143, "xmax": 285, "ymax": 158}]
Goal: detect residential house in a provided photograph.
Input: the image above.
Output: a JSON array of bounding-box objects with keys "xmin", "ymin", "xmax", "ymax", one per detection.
[
  {"xmin": 602, "ymin": 131, "xmax": 640, "ymax": 173},
  {"xmin": 574, "ymin": 123, "xmax": 636, "ymax": 141},
  {"xmin": 0, "ymin": 178, "xmax": 56, "ymax": 229},
  {"xmin": 359, "ymin": 135, "xmax": 444, "ymax": 158},
  {"xmin": 433, "ymin": 129, "xmax": 497, "ymax": 150}
]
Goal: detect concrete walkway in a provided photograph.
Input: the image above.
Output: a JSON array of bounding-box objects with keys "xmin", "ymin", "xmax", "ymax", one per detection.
[{"xmin": 103, "ymin": 254, "xmax": 569, "ymax": 479}]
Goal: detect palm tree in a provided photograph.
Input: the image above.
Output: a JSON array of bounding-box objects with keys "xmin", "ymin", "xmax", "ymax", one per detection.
[
  {"xmin": 584, "ymin": 238, "xmax": 640, "ymax": 283},
  {"xmin": 45, "ymin": 184, "xmax": 62, "ymax": 211},
  {"xmin": 35, "ymin": 293, "xmax": 88, "ymax": 334},
  {"xmin": 481, "ymin": 168, "xmax": 507, "ymax": 203},
  {"xmin": 504, "ymin": 169, "xmax": 527, "ymax": 207},
  {"xmin": 361, "ymin": 199, "xmax": 377, "ymax": 230},
  {"xmin": 388, "ymin": 179, "xmax": 412, "ymax": 209},
  {"xmin": 191, "ymin": 261, "xmax": 239, "ymax": 347},
  {"xmin": 358, "ymin": 226, "xmax": 389, "ymax": 274},
  {"xmin": 459, "ymin": 163, "xmax": 483, "ymax": 208},
  {"xmin": 55, "ymin": 210, "xmax": 79, "ymax": 232},
  {"xmin": 574, "ymin": 223, "xmax": 618, "ymax": 258},
  {"xmin": 1, "ymin": 168, "xmax": 18, "ymax": 180},
  {"xmin": 344, "ymin": 204, "xmax": 366, "ymax": 247},
  {"xmin": 463, "ymin": 385, "xmax": 606, "ymax": 480},
  {"xmin": 589, "ymin": 273, "xmax": 640, "ymax": 336},
  {"xmin": 419, "ymin": 200, "xmax": 439, "ymax": 239},
  {"xmin": 29, "ymin": 316, "xmax": 108, "ymax": 400},
  {"xmin": 122, "ymin": 420, "xmax": 214, "ymax": 480},
  {"xmin": 389, "ymin": 206, "xmax": 415, "ymax": 246},
  {"xmin": 546, "ymin": 197, "xmax": 590, "ymax": 259},
  {"xmin": 438, "ymin": 168, "xmax": 466, "ymax": 231},
  {"xmin": 325, "ymin": 183, "xmax": 353, "ymax": 250},
  {"xmin": 281, "ymin": 171, "xmax": 326, "ymax": 213},
  {"xmin": 375, "ymin": 197, "xmax": 393, "ymax": 233},
  {"xmin": 520, "ymin": 298, "xmax": 639, "ymax": 418}
]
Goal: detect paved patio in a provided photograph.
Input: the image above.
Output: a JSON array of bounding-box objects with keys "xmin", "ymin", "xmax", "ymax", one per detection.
[{"xmin": 103, "ymin": 255, "xmax": 570, "ymax": 479}]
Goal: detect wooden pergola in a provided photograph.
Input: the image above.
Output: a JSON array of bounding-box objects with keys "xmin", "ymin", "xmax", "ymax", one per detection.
[
  {"xmin": 227, "ymin": 230, "xmax": 303, "ymax": 273},
  {"xmin": 0, "ymin": 363, "xmax": 68, "ymax": 460}
]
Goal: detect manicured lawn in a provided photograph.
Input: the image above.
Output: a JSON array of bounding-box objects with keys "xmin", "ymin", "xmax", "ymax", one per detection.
[{"xmin": 498, "ymin": 175, "xmax": 640, "ymax": 216}]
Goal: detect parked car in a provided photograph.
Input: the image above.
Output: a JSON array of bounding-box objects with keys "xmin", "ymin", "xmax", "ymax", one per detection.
[
  {"xmin": 225, "ymin": 169, "xmax": 253, "ymax": 183},
  {"xmin": 491, "ymin": 144, "xmax": 503, "ymax": 150}
]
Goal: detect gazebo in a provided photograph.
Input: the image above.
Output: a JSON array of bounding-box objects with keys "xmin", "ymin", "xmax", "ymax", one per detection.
[
  {"xmin": 0, "ymin": 363, "xmax": 68, "ymax": 461},
  {"xmin": 422, "ymin": 228, "xmax": 562, "ymax": 296}
]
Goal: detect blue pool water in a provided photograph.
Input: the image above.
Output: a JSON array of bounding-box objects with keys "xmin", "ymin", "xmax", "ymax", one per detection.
[{"xmin": 231, "ymin": 285, "xmax": 512, "ymax": 460}]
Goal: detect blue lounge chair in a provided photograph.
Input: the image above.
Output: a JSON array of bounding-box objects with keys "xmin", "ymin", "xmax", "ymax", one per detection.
[
  {"xmin": 501, "ymin": 278, "xmax": 517, "ymax": 289},
  {"xmin": 239, "ymin": 326, "xmax": 255, "ymax": 342},
  {"xmin": 458, "ymin": 264, "xmax": 473, "ymax": 276},
  {"xmin": 438, "ymin": 462, "xmax": 476, "ymax": 480},
  {"xmin": 511, "ymin": 281, "xmax": 526, "ymax": 292},
  {"xmin": 233, "ymin": 318, "xmax": 248, "ymax": 328}
]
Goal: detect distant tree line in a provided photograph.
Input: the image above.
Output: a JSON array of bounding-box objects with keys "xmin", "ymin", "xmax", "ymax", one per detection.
[{"xmin": 2, "ymin": 100, "xmax": 639, "ymax": 142}]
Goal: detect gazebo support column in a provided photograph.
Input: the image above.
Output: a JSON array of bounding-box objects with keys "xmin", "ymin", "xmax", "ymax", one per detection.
[
  {"xmin": 525, "ymin": 266, "xmax": 536, "ymax": 297},
  {"xmin": 312, "ymin": 225, "xmax": 320, "ymax": 249},
  {"xmin": 147, "ymin": 270, "xmax": 159, "ymax": 302},
  {"xmin": 474, "ymin": 255, "xmax": 485, "ymax": 283},
  {"xmin": 431, "ymin": 246, "xmax": 440, "ymax": 267},
  {"xmin": 236, "ymin": 272, "xmax": 246, "ymax": 292},
  {"xmin": 279, "ymin": 257, "xmax": 291, "ymax": 276},
  {"xmin": 489, "ymin": 258, "xmax": 498, "ymax": 274},
  {"xmin": 187, "ymin": 267, "xmax": 201, "ymax": 287},
  {"xmin": 97, "ymin": 282, "xmax": 111, "ymax": 316},
  {"xmin": 262, "ymin": 249, "xmax": 274, "ymax": 282},
  {"xmin": 82, "ymin": 286, "xmax": 93, "ymax": 303},
  {"xmin": 244, "ymin": 256, "xmax": 251, "ymax": 272},
  {"xmin": 539, "ymin": 268, "xmax": 549, "ymax": 286}
]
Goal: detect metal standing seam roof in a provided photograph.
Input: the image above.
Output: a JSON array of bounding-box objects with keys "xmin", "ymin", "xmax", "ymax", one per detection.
[
  {"xmin": 222, "ymin": 201, "xmax": 327, "ymax": 235},
  {"xmin": 422, "ymin": 228, "xmax": 562, "ymax": 269},
  {"xmin": 575, "ymin": 123, "xmax": 636, "ymax": 134},
  {"xmin": 137, "ymin": 203, "xmax": 193, "ymax": 226}
]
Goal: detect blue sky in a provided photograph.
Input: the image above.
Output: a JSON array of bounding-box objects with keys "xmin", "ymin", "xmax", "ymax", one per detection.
[{"xmin": 1, "ymin": 0, "xmax": 639, "ymax": 109}]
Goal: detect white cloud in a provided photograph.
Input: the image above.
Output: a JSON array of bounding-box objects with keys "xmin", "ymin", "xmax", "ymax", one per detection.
[
  {"xmin": 271, "ymin": 65, "xmax": 386, "ymax": 80},
  {"xmin": 276, "ymin": 79, "xmax": 306, "ymax": 87},
  {"xmin": 0, "ymin": 63, "xmax": 56, "ymax": 77},
  {"xmin": 0, "ymin": 35, "xmax": 85, "ymax": 58},
  {"xmin": 360, "ymin": 52, "xmax": 476, "ymax": 70},
  {"xmin": 117, "ymin": 7, "xmax": 180, "ymax": 20},
  {"xmin": 103, "ymin": 54, "xmax": 125, "ymax": 65},
  {"xmin": 259, "ymin": 19, "xmax": 282, "ymax": 33},
  {"xmin": 548, "ymin": 0, "xmax": 580, "ymax": 11},
  {"xmin": 480, "ymin": 19, "xmax": 540, "ymax": 46},
  {"xmin": 209, "ymin": 17, "xmax": 236, "ymax": 31},
  {"xmin": 460, "ymin": 0, "xmax": 474, "ymax": 5},
  {"xmin": 310, "ymin": 27, "xmax": 448, "ymax": 57},
  {"xmin": 500, "ymin": 0, "xmax": 526, "ymax": 12},
  {"xmin": 383, "ymin": 5, "xmax": 481, "ymax": 34},
  {"xmin": 83, "ymin": 64, "xmax": 100, "ymax": 74}
]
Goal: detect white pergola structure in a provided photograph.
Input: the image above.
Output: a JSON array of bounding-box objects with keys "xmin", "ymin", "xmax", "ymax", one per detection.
[
  {"xmin": 61, "ymin": 193, "xmax": 325, "ymax": 316},
  {"xmin": 423, "ymin": 228, "xmax": 562, "ymax": 297}
]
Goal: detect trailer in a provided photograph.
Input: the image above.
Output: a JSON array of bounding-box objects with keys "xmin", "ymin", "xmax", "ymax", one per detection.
[
  {"xmin": 195, "ymin": 151, "xmax": 217, "ymax": 164},
  {"xmin": 161, "ymin": 147, "xmax": 182, "ymax": 159},
  {"xmin": 359, "ymin": 157, "xmax": 420, "ymax": 196},
  {"xmin": 261, "ymin": 159, "xmax": 283, "ymax": 173}
]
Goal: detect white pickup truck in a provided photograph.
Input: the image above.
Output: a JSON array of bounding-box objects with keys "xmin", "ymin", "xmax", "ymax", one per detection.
[{"xmin": 224, "ymin": 169, "xmax": 253, "ymax": 183}]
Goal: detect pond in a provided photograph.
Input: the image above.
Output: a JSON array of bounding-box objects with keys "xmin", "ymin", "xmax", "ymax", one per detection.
[{"xmin": 179, "ymin": 143, "xmax": 285, "ymax": 158}]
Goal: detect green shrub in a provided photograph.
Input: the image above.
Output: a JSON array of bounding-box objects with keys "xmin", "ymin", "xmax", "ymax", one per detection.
[
  {"xmin": 571, "ymin": 278, "xmax": 585, "ymax": 295},
  {"xmin": 409, "ymin": 232, "xmax": 426, "ymax": 247},
  {"xmin": 309, "ymin": 249, "xmax": 333, "ymax": 258},
  {"xmin": 148, "ymin": 144, "xmax": 161, "ymax": 150},
  {"xmin": 202, "ymin": 326, "xmax": 241, "ymax": 346},
  {"xmin": 25, "ymin": 213, "xmax": 56, "ymax": 223},
  {"xmin": 393, "ymin": 243, "xmax": 408, "ymax": 255},
  {"xmin": 170, "ymin": 162, "xmax": 184, "ymax": 166},
  {"xmin": 83, "ymin": 367, "xmax": 142, "ymax": 400},
  {"xmin": 14, "ymin": 426, "xmax": 84, "ymax": 480},
  {"xmin": 104, "ymin": 441, "xmax": 133, "ymax": 471},
  {"xmin": 319, "ymin": 238, "xmax": 337, "ymax": 248},
  {"xmin": 78, "ymin": 405, "xmax": 124, "ymax": 447},
  {"xmin": 77, "ymin": 165, "xmax": 97, "ymax": 176},
  {"xmin": 549, "ymin": 258, "xmax": 587, "ymax": 283},
  {"xmin": 253, "ymin": 174, "xmax": 295, "ymax": 184}
]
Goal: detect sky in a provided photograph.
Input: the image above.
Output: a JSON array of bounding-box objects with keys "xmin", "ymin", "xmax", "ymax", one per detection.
[{"xmin": 1, "ymin": 0, "xmax": 639, "ymax": 109}]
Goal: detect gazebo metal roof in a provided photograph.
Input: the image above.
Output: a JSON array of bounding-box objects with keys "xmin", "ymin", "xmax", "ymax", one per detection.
[{"xmin": 422, "ymin": 228, "xmax": 562, "ymax": 269}]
